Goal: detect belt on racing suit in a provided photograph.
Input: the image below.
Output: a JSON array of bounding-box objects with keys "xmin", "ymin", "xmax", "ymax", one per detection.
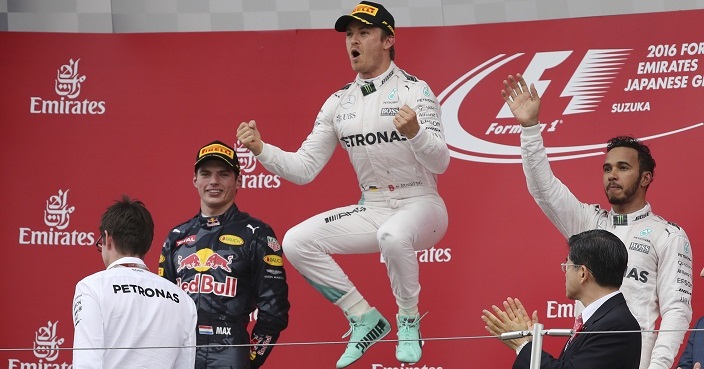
[{"xmin": 360, "ymin": 183, "xmax": 438, "ymax": 201}]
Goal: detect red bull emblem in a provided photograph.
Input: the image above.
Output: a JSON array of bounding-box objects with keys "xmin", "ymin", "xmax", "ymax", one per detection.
[
  {"xmin": 205, "ymin": 253, "xmax": 233, "ymax": 272},
  {"xmin": 176, "ymin": 253, "xmax": 201, "ymax": 272},
  {"xmin": 207, "ymin": 217, "xmax": 220, "ymax": 227},
  {"xmin": 176, "ymin": 248, "xmax": 233, "ymax": 272}
]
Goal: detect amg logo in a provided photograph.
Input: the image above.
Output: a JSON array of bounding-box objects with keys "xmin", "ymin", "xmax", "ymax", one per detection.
[
  {"xmin": 325, "ymin": 207, "xmax": 366, "ymax": 223},
  {"xmin": 629, "ymin": 242, "xmax": 650, "ymax": 254},
  {"xmin": 380, "ymin": 108, "xmax": 399, "ymax": 116},
  {"xmin": 354, "ymin": 320, "xmax": 388, "ymax": 352}
]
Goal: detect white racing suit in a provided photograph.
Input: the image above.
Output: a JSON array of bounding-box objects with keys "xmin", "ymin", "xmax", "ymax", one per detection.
[
  {"xmin": 256, "ymin": 62, "xmax": 449, "ymax": 311},
  {"xmin": 521, "ymin": 124, "xmax": 692, "ymax": 369}
]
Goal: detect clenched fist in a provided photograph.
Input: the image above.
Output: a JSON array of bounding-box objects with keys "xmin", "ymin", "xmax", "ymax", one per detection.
[
  {"xmin": 393, "ymin": 105, "xmax": 420, "ymax": 139},
  {"xmin": 237, "ymin": 120, "xmax": 263, "ymax": 156}
]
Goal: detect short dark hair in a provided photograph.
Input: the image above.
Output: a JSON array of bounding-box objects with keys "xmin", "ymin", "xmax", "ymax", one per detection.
[
  {"xmin": 99, "ymin": 195, "xmax": 154, "ymax": 258},
  {"xmin": 381, "ymin": 28, "xmax": 395, "ymax": 61},
  {"xmin": 607, "ymin": 135, "xmax": 656, "ymax": 184},
  {"xmin": 568, "ymin": 229, "xmax": 627, "ymax": 288}
]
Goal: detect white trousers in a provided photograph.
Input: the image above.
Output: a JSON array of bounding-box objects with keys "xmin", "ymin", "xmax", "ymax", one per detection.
[{"xmin": 282, "ymin": 191, "xmax": 448, "ymax": 310}]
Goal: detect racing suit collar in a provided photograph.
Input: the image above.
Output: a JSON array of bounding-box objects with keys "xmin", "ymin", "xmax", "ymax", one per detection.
[
  {"xmin": 198, "ymin": 203, "xmax": 240, "ymax": 228},
  {"xmin": 355, "ymin": 61, "xmax": 397, "ymax": 88},
  {"xmin": 609, "ymin": 202, "xmax": 652, "ymax": 226}
]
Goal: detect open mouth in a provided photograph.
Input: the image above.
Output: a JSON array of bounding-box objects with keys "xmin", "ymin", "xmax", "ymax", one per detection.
[{"xmin": 351, "ymin": 49, "xmax": 361, "ymax": 58}]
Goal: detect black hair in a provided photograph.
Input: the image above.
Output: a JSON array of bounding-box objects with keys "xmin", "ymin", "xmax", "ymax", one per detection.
[
  {"xmin": 568, "ymin": 229, "xmax": 628, "ymax": 288},
  {"xmin": 607, "ymin": 136, "xmax": 656, "ymax": 185},
  {"xmin": 99, "ymin": 195, "xmax": 154, "ymax": 258}
]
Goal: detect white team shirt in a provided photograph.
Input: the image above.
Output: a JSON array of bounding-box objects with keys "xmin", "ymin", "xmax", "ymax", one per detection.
[
  {"xmin": 521, "ymin": 125, "xmax": 692, "ymax": 369},
  {"xmin": 72, "ymin": 257, "xmax": 197, "ymax": 369}
]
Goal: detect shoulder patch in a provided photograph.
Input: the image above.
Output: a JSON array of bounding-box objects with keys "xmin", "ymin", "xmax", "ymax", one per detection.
[
  {"xmin": 400, "ymin": 70, "xmax": 418, "ymax": 82},
  {"xmin": 667, "ymin": 221, "xmax": 681, "ymax": 230},
  {"xmin": 341, "ymin": 82, "xmax": 353, "ymax": 90}
]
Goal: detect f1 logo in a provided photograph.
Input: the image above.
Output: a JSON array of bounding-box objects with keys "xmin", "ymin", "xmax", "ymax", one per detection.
[{"xmin": 495, "ymin": 49, "xmax": 632, "ymax": 118}]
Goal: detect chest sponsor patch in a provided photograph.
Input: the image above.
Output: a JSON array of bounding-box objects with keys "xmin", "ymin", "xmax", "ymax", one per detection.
[
  {"xmin": 220, "ymin": 234, "xmax": 244, "ymax": 246},
  {"xmin": 176, "ymin": 235, "xmax": 196, "ymax": 246},
  {"xmin": 629, "ymin": 242, "xmax": 651, "ymax": 254},
  {"xmin": 380, "ymin": 107, "xmax": 399, "ymax": 116}
]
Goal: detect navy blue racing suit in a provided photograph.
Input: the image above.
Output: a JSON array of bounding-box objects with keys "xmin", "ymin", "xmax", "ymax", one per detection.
[{"xmin": 160, "ymin": 204, "xmax": 289, "ymax": 369}]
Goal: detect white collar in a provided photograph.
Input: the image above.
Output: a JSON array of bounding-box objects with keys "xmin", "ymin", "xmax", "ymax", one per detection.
[
  {"xmin": 581, "ymin": 290, "xmax": 621, "ymax": 323},
  {"xmin": 107, "ymin": 256, "xmax": 147, "ymax": 270}
]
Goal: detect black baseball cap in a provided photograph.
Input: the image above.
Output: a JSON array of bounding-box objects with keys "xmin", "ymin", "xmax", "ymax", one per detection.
[
  {"xmin": 194, "ymin": 141, "xmax": 240, "ymax": 175},
  {"xmin": 334, "ymin": 1, "xmax": 395, "ymax": 36}
]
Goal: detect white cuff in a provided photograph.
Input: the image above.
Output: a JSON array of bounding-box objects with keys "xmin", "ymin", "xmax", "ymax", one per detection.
[{"xmin": 515, "ymin": 341, "xmax": 529, "ymax": 355}]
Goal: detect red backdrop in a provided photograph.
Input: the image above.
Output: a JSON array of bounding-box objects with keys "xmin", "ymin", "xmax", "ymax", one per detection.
[{"xmin": 2, "ymin": 9, "xmax": 703, "ymax": 369}]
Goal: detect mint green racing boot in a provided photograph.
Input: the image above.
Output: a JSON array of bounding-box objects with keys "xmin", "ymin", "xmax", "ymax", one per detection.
[
  {"xmin": 336, "ymin": 308, "xmax": 391, "ymax": 369},
  {"xmin": 395, "ymin": 313, "xmax": 426, "ymax": 363}
]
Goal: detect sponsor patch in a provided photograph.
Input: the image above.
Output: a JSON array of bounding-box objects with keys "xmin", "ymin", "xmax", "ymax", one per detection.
[
  {"xmin": 325, "ymin": 206, "xmax": 367, "ymax": 223},
  {"xmin": 199, "ymin": 143, "xmax": 234, "ymax": 159},
  {"xmin": 380, "ymin": 107, "xmax": 399, "ymax": 116},
  {"xmin": 177, "ymin": 274, "xmax": 237, "ymax": 297},
  {"xmin": 634, "ymin": 212, "xmax": 650, "ymax": 221},
  {"xmin": 352, "ymin": 4, "xmax": 378, "ymax": 16},
  {"xmin": 629, "ymin": 242, "xmax": 651, "ymax": 254},
  {"xmin": 267, "ymin": 236, "xmax": 281, "ymax": 252},
  {"xmin": 613, "ymin": 214, "xmax": 627, "ymax": 226},
  {"xmin": 220, "ymin": 234, "xmax": 244, "ymax": 246},
  {"xmin": 387, "ymin": 88, "xmax": 397, "ymax": 101},
  {"xmin": 176, "ymin": 235, "xmax": 196, "ymax": 247},
  {"xmin": 263, "ymin": 255, "xmax": 283, "ymax": 266}
]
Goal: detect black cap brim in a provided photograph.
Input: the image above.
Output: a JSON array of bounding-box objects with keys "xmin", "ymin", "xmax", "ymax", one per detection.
[
  {"xmin": 194, "ymin": 156, "xmax": 233, "ymax": 170},
  {"xmin": 335, "ymin": 14, "xmax": 376, "ymax": 32}
]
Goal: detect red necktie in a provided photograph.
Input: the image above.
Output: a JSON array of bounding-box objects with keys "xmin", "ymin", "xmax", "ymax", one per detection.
[{"xmin": 565, "ymin": 314, "xmax": 583, "ymax": 350}]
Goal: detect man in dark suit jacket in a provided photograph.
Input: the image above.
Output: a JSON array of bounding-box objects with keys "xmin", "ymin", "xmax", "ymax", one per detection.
[
  {"xmin": 482, "ymin": 229, "xmax": 641, "ymax": 369},
  {"xmin": 677, "ymin": 316, "xmax": 704, "ymax": 369},
  {"xmin": 677, "ymin": 265, "xmax": 704, "ymax": 369}
]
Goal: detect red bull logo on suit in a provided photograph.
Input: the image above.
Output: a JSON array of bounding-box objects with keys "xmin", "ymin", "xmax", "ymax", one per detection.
[
  {"xmin": 176, "ymin": 248, "xmax": 234, "ymax": 273},
  {"xmin": 175, "ymin": 248, "xmax": 237, "ymax": 297}
]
